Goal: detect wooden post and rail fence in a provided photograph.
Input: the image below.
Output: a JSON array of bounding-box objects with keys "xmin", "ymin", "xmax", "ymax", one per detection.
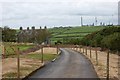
[
  {"xmin": 2, "ymin": 44, "xmax": 60, "ymax": 79},
  {"xmin": 2, "ymin": 44, "xmax": 119, "ymax": 79}
]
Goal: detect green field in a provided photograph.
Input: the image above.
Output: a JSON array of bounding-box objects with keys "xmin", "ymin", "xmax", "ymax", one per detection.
[
  {"xmin": 3, "ymin": 43, "xmax": 35, "ymax": 57},
  {"xmin": 21, "ymin": 53, "xmax": 57, "ymax": 61},
  {"xmin": 49, "ymin": 26, "xmax": 105, "ymax": 44}
]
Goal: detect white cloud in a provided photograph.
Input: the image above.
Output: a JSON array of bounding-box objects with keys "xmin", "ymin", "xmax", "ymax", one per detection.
[
  {"xmin": 0, "ymin": 0, "xmax": 119, "ymax": 2},
  {"xmin": 0, "ymin": 0, "xmax": 119, "ymax": 28}
]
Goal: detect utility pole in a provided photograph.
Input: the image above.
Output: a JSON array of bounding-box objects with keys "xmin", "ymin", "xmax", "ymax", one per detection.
[
  {"xmin": 109, "ymin": 21, "xmax": 111, "ymax": 25},
  {"xmin": 112, "ymin": 15, "xmax": 114, "ymax": 25},
  {"xmin": 81, "ymin": 16, "xmax": 83, "ymax": 27},
  {"xmin": 95, "ymin": 17, "xmax": 97, "ymax": 26}
]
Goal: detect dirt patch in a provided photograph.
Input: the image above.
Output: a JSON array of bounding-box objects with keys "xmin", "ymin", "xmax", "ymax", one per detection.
[
  {"xmin": 35, "ymin": 47, "xmax": 57, "ymax": 54},
  {"xmin": 2, "ymin": 57, "xmax": 42, "ymax": 78}
]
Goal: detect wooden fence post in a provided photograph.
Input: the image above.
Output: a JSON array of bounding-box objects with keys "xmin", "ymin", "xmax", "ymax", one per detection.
[
  {"xmin": 85, "ymin": 46, "xmax": 87, "ymax": 55},
  {"xmin": 118, "ymin": 50, "xmax": 120, "ymax": 80},
  {"xmin": 76, "ymin": 46, "xmax": 77, "ymax": 51},
  {"xmin": 83, "ymin": 47, "xmax": 84, "ymax": 53},
  {"xmin": 95, "ymin": 48, "xmax": 98, "ymax": 65},
  {"xmin": 106, "ymin": 49, "xmax": 110, "ymax": 80},
  {"xmin": 41, "ymin": 46, "xmax": 43, "ymax": 63},
  {"xmin": 80, "ymin": 46, "xmax": 81, "ymax": 52},
  {"xmin": 16, "ymin": 48, "xmax": 20, "ymax": 80},
  {"xmin": 57, "ymin": 45, "xmax": 59, "ymax": 54},
  {"xmin": 76, "ymin": 47, "xmax": 78, "ymax": 51},
  {"xmin": 90, "ymin": 46, "xmax": 92, "ymax": 58},
  {"xmin": 2, "ymin": 45, "xmax": 5, "ymax": 58}
]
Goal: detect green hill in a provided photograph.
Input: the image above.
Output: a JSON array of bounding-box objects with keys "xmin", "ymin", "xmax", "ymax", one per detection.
[{"xmin": 48, "ymin": 26, "xmax": 105, "ymax": 44}]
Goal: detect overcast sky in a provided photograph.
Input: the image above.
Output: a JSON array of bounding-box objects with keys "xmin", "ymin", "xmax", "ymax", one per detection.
[{"xmin": 0, "ymin": 0, "xmax": 119, "ymax": 29}]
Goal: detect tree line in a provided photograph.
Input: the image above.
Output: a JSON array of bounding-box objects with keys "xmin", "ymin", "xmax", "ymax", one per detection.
[
  {"xmin": 80, "ymin": 26, "xmax": 120, "ymax": 51},
  {"xmin": 1, "ymin": 26, "xmax": 50, "ymax": 44}
]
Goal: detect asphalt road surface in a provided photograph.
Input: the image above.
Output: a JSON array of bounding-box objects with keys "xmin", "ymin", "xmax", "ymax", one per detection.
[{"xmin": 29, "ymin": 48, "xmax": 98, "ymax": 78}]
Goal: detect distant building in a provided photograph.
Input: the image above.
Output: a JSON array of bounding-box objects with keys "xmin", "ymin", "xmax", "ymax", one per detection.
[{"xmin": 17, "ymin": 26, "xmax": 50, "ymax": 44}]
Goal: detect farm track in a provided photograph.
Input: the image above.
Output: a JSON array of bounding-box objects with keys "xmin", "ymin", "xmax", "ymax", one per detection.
[{"xmin": 28, "ymin": 48, "xmax": 98, "ymax": 78}]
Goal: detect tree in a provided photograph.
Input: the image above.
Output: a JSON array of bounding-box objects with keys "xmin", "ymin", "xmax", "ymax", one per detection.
[
  {"xmin": 35, "ymin": 29, "xmax": 50, "ymax": 44},
  {"xmin": 92, "ymin": 33, "xmax": 103, "ymax": 47},
  {"xmin": 2, "ymin": 27, "xmax": 16, "ymax": 42},
  {"xmin": 101, "ymin": 33, "xmax": 120, "ymax": 51},
  {"xmin": 20, "ymin": 27, "xmax": 23, "ymax": 30}
]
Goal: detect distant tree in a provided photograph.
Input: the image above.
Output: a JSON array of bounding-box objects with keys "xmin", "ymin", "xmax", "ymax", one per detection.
[
  {"xmin": 35, "ymin": 28, "xmax": 50, "ymax": 44},
  {"xmin": 20, "ymin": 27, "xmax": 23, "ymax": 30},
  {"xmin": 92, "ymin": 23, "xmax": 94, "ymax": 26},
  {"xmin": 2, "ymin": 27, "xmax": 16, "ymax": 42},
  {"xmin": 100, "ymin": 22, "xmax": 102, "ymax": 26},
  {"xmin": 40, "ymin": 26, "xmax": 42, "ymax": 29},
  {"xmin": 32, "ymin": 26, "xmax": 35, "ymax": 30},
  {"xmin": 27, "ymin": 27, "xmax": 29, "ymax": 30},
  {"xmin": 44, "ymin": 26, "xmax": 47, "ymax": 29}
]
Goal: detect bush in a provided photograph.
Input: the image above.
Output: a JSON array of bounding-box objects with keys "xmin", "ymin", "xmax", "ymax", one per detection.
[
  {"xmin": 101, "ymin": 33, "xmax": 120, "ymax": 51},
  {"xmin": 80, "ymin": 26, "xmax": 120, "ymax": 52}
]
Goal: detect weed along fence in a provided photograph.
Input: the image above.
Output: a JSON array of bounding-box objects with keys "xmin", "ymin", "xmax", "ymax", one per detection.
[
  {"xmin": 2, "ymin": 43, "xmax": 38, "ymax": 58},
  {"xmin": 2, "ymin": 43, "xmax": 59, "ymax": 79},
  {"xmin": 71, "ymin": 45, "xmax": 119, "ymax": 80}
]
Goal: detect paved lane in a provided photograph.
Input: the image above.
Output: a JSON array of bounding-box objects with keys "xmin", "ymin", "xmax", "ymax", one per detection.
[{"xmin": 29, "ymin": 48, "xmax": 98, "ymax": 78}]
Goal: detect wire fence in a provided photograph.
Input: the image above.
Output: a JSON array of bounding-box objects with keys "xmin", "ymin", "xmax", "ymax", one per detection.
[
  {"xmin": 2, "ymin": 43, "xmax": 59, "ymax": 79},
  {"xmin": 2, "ymin": 44, "xmax": 119, "ymax": 80},
  {"xmin": 72, "ymin": 45, "xmax": 119, "ymax": 80}
]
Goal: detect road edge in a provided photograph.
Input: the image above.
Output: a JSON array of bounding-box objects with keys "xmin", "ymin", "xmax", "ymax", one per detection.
[
  {"xmin": 51, "ymin": 50, "xmax": 61, "ymax": 62},
  {"xmin": 22, "ymin": 63, "xmax": 45, "ymax": 80},
  {"xmin": 22, "ymin": 50, "xmax": 62, "ymax": 80},
  {"xmin": 72, "ymin": 49, "xmax": 99, "ymax": 78}
]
